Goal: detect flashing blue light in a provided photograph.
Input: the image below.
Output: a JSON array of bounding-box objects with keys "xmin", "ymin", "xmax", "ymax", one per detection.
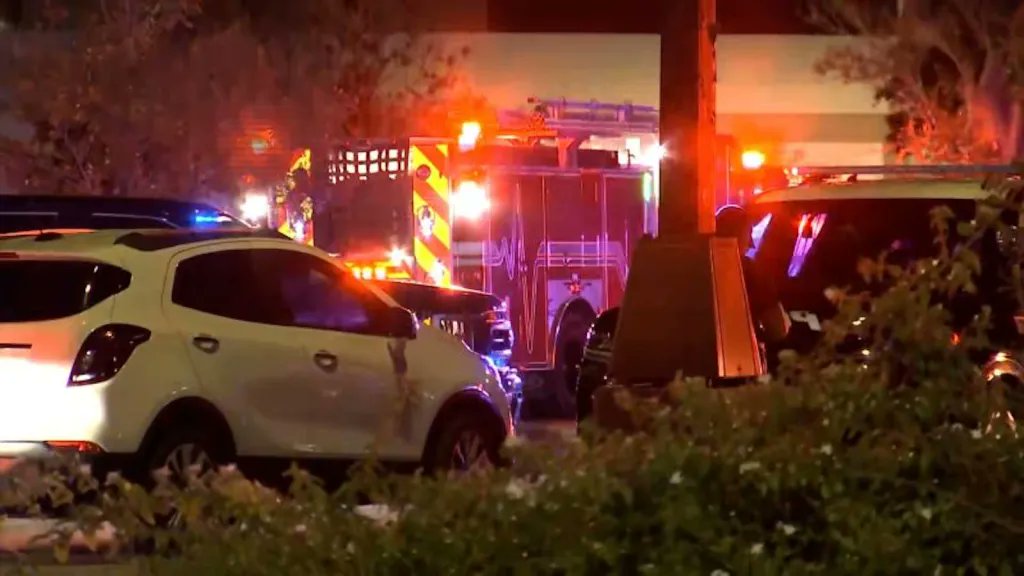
[{"xmin": 193, "ymin": 212, "xmax": 231, "ymax": 226}]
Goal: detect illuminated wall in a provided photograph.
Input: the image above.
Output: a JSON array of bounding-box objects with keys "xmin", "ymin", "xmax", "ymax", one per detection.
[{"xmin": 421, "ymin": 33, "xmax": 888, "ymax": 167}]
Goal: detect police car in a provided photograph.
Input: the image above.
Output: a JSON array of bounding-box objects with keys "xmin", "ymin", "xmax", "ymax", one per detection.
[
  {"xmin": 575, "ymin": 165, "xmax": 1024, "ymax": 427},
  {"xmin": 0, "ymin": 195, "xmax": 247, "ymax": 232},
  {"xmin": 747, "ymin": 165, "xmax": 1023, "ymax": 385}
]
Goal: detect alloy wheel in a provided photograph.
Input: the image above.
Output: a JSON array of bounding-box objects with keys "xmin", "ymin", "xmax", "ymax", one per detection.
[
  {"xmin": 163, "ymin": 443, "xmax": 214, "ymax": 482},
  {"xmin": 450, "ymin": 430, "xmax": 492, "ymax": 472}
]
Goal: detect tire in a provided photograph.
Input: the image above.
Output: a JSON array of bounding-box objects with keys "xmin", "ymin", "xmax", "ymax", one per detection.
[
  {"xmin": 575, "ymin": 359, "xmax": 608, "ymax": 431},
  {"xmin": 554, "ymin": 311, "xmax": 594, "ymax": 418},
  {"xmin": 991, "ymin": 374, "xmax": 1024, "ymax": 422},
  {"xmin": 137, "ymin": 423, "xmax": 232, "ymax": 537},
  {"xmin": 145, "ymin": 424, "xmax": 229, "ymax": 484},
  {"xmin": 424, "ymin": 410, "xmax": 503, "ymax": 474}
]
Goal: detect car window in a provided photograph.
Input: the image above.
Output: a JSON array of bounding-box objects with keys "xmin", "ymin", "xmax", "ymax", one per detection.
[
  {"xmin": 257, "ymin": 250, "xmax": 387, "ymax": 335},
  {"xmin": 0, "ymin": 260, "xmax": 131, "ymax": 323},
  {"xmin": 171, "ymin": 249, "xmax": 291, "ymax": 325},
  {"xmin": 593, "ymin": 308, "xmax": 619, "ymax": 335},
  {"xmin": 0, "ymin": 213, "xmax": 59, "ymax": 234},
  {"xmin": 750, "ymin": 198, "xmax": 975, "ymax": 290}
]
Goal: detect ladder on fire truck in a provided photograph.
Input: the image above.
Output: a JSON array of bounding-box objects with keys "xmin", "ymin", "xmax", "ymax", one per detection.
[
  {"xmin": 496, "ymin": 98, "xmax": 659, "ymax": 170},
  {"xmin": 519, "ymin": 98, "xmax": 659, "ymax": 137}
]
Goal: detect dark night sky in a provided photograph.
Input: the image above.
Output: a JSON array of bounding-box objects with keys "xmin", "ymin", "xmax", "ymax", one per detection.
[
  {"xmin": 2, "ymin": 0, "xmax": 825, "ymax": 34},
  {"xmin": 486, "ymin": 0, "xmax": 822, "ymax": 34}
]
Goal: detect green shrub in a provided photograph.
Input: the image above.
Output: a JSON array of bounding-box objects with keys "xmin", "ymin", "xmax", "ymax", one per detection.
[{"xmin": 6, "ymin": 186, "xmax": 1024, "ymax": 575}]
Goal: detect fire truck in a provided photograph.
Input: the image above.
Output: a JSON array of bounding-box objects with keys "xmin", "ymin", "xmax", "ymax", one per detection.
[{"xmin": 266, "ymin": 99, "xmax": 773, "ymax": 415}]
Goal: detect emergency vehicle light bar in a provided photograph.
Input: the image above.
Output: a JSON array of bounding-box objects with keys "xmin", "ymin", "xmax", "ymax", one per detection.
[{"xmin": 790, "ymin": 165, "xmax": 1023, "ymax": 177}]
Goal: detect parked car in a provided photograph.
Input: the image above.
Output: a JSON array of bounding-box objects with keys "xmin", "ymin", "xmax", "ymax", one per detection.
[
  {"xmin": 0, "ymin": 195, "xmax": 248, "ymax": 232},
  {"xmin": 576, "ymin": 171, "xmax": 1024, "ymax": 427},
  {"xmin": 575, "ymin": 307, "xmax": 617, "ymax": 428},
  {"xmin": 0, "ymin": 228, "xmax": 513, "ymax": 482},
  {"xmin": 370, "ymin": 279, "xmax": 523, "ymax": 427}
]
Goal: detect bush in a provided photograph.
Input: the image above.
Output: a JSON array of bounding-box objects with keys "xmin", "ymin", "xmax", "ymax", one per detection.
[{"xmin": 6, "ymin": 190, "xmax": 1024, "ymax": 575}]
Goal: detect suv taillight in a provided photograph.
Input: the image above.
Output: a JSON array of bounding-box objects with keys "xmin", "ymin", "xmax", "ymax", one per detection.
[{"xmin": 68, "ymin": 324, "xmax": 151, "ymax": 386}]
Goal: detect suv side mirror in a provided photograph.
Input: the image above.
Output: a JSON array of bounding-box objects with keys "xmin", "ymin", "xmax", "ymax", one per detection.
[{"xmin": 385, "ymin": 306, "xmax": 418, "ymax": 340}]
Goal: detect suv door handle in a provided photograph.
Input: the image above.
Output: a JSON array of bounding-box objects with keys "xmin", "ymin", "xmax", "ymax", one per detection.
[
  {"xmin": 192, "ymin": 335, "xmax": 220, "ymax": 354},
  {"xmin": 313, "ymin": 351, "xmax": 338, "ymax": 372}
]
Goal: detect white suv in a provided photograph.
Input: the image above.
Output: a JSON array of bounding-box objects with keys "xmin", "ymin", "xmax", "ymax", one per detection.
[{"xmin": 0, "ymin": 229, "xmax": 513, "ymax": 481}]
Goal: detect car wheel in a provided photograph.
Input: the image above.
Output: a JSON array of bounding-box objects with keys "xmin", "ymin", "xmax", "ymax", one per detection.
[
  {"xmin": 142, "ymin": 426, "xmax": 230, "ymax": 533},
  {"xmin": 426, "ymin": 411, "xmax": 502, "ymax": 474},
  {"xmin": 554, "ymin": 311, "xmax": 594, "ymax": 418},
  {"xmin": 575, "ymin": 359, "xmax": 608, "ymax": 431},
  {"xmin": 147, "ymin": 427, "xmax": 225, "ymax": 483}
]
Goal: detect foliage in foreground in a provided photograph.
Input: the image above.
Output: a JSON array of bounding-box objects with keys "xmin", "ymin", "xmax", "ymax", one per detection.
[{"xmin": 4, "ymin": 197, "xmax": 1024, "ymax": 574}]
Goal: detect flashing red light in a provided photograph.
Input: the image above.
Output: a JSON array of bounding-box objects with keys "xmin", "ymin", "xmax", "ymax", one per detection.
[
  {"xmin": 452, "ymin": 180, "xmax": 489, "ymax": 219},
  {"xmin": 458, "ymin": 121, "xmax": 482, "ymax": 151}
]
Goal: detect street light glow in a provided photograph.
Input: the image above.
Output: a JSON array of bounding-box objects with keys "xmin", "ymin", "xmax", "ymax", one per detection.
[
  {"xmin": 741, "ymin": 149, "xmax": 766, "ymax": 170},
  {"xmin": 239, "ymin": 191, "xmax": 270, "ymax": 224}
]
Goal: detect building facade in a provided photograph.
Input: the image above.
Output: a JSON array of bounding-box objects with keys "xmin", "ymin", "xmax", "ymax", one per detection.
[
  {"xmin": 421, "ymin": 0, "xmax": 891, "ymax": 168},
  {"xmin": 0, "ymin": 0, "xmax": 891, "ymax": 195}
]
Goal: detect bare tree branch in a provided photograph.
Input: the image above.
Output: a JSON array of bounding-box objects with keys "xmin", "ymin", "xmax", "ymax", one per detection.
[{"xmin": 809, "ymin": 0, "xmax": 1023, "ymax": 163}]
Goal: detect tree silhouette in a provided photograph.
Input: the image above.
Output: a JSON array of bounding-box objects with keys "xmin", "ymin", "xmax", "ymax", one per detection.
[
  {"xmin": 809, "ymin": 0, "xmax": 1024, "ymax": 163},
  {"xmin": 0, "ymin": 0, "xmax": 467, "ymax": 199}
]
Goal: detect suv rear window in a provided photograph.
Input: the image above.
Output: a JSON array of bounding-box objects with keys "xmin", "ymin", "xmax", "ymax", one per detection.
[
  {"xmin": 0, "ymin": 260, "xmax": 132, "ymax": 323},
  {"xmin": 749, "ymin": 198, "xmax": 980, "ymax": 290}
]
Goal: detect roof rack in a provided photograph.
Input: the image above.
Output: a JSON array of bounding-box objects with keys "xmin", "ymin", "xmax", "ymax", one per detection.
[
  {"xmin": 791, "ymin": 165, "xmax": 1022, "ymax": 176},
  {"xmin": 114, "ymin": 228, "xmax": 290, "ymax": 251}
]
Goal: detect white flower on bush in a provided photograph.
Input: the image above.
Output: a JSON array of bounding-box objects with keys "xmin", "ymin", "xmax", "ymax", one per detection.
[
  {"xmin": 505, "ymin": 479, "xmax": 529, "ymax": 500},
  {"xmin": 356, "ymin": 504, "xmax": 399, "ymax": 526},
  {"xmin": 669, "ymin": 471, "xmax": 683, "ymax": 485},
  {"xmin": 750, "ymin": 543, "xmax": 764, "ymax": 556},
  {"xmin": 777, "ymin": 522, "xmax": 797, "ymax": 536},
  {"xmin": 739, "ymin": 461, "xmax": 761, "ymax": 474},
  {"xmin": 918, "ymin": 507, "xmax": 933, "ymax": 521},
  {"xmin": 971, "ymin": 429, "xmax": 983, "ymax": 439},
  {"xmin": 710, "ymin": 570, "xmax": 731, "ymax": 576},
  {"xmin": 820, "ymin": 443, "xmax": 833, "ymax": 456}
]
